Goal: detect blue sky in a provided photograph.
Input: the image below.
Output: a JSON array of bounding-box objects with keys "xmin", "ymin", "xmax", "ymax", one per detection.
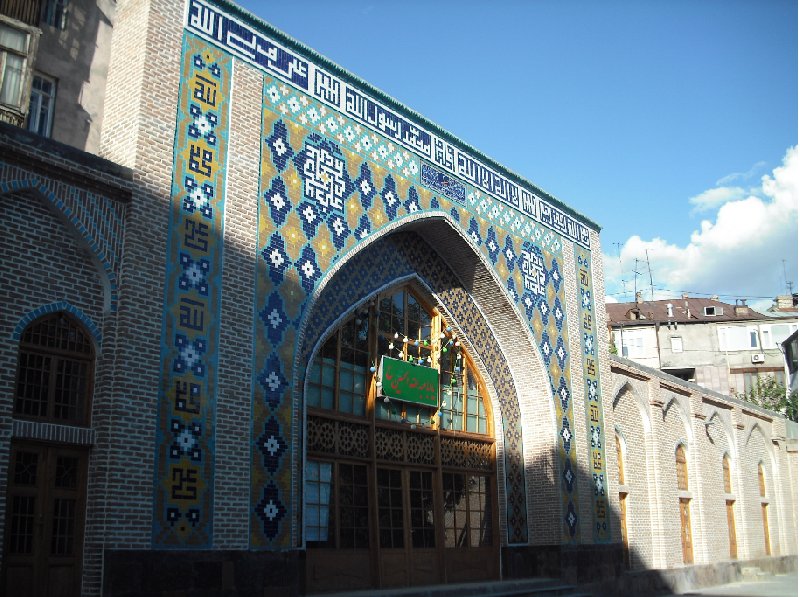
[{"xmin": 238, "ymin": 0, "xmax": 798, "ymax": 310}]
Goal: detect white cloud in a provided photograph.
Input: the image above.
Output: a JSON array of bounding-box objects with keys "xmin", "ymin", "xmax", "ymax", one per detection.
[
  {"xmin": 689, "ymin": 186, "xmax": 746, "ymax": 213},
  {"xmin": 604, "ymin": 146, "xmax": 798, "ymax": 312},
  {"xmin": 715, "ymin": 160, "xmax": 767, "ymax": 186}
]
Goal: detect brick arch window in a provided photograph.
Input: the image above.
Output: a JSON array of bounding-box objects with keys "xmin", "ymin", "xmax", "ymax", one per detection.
[
  {"xmin": 675, "ymin": 444, "xmax": 689, "ymax": 491},
  {"xmin": 675, "ymin": 443, "xmax": 694, "ymax": 563},
  {"xmin": 14, "ymin": 312, "xmax": 95, "ymax": 426},
  {"xmin": 757, "ymin": 462, "xmax": 772, "ymax": 555},
  {"xmin": 722, "ymin": 454, "xmax": 732, "ymax": 493},
  {"xmin": 758, "ymin": 462, "xmax": 766, "ymax": 498}
]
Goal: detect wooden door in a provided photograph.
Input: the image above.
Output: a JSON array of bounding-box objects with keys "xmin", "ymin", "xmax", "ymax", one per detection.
[
  {"xmin": 679, "ymin": 498, "xmax": 693, "ymax": 564},
  {"xmin": 441, "ymin": 472, "xmax": 499, "ymax": 583},
  {"xmin": 619, "ymin": 492, "xmax": 630, "ymax": 569},
  {"xmin": 761, "ymin": 503, "xmax": 771, "ymax": 555},
  {"xmin": 376, "ymin": 467, "xmax": 407, "ymax": 587},
  {"xmin": 726, "ymin": 500, "xmax": 737, "ymax": 559},
  {"xmin": 376, "ymin": 468, "xmax": 439, "ymax": 588},
  {"xmin": 406, "ymin": 470, "xmax": 438, "ymax": 586},
  {"xmin": 3, "ymin": 442, "xmax": 88, "ymax": 597}
]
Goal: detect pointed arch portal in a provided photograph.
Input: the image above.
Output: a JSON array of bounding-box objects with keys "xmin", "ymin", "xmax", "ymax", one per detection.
[{"xmin": 301, "ymin": 277, "xmax": 500, "ymax": 589}]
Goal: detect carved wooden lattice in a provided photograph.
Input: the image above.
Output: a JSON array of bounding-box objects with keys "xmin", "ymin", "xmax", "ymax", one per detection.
[
  {"xmin": 441, "ymin": 437, "xmax": 493, "ymax": 471},
  {"xmin": 308, "ymin": 416, "xmax": 492, "ymax": 470},
  {"xmin": 375, "ymin": 427, "xmax": 405, "ymax": 462},
  {"xmin": 307, "ymin": 416, "xmax": 369, "ymax": 458},
  {"xmin": 338, "ymin": 420, "xmax": 369, "ymax": 458},
  {"xmin": 406, "ymin": 433, "xmax": 435, "ymax": 465}
]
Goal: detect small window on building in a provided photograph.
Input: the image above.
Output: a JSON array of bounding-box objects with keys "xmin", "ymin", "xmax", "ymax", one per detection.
[
  {"xmin": 758, "ymin": 463, "xmax": 766, "ymax": 498},
  {"xmin": 676, "ymin": 444, "xmax": 689, "ymax": 491},
  {"xmin": 0, "ymin": 21, "xmax": 31, "ymax": 109},
  {"xmin": 722, "ymin": 454, "xmax": 732, "ymax": 494},
  {"xmin": 616, "ymin": 434, "xmax": 625, "ymax": 485},
  {"xmin": 749, "ymin": 329, "xmax": 759, "ymax": 349},
  {"xmin": 14, "ymin": 313, "xmax": 94, "ymax": 426},
  {"xmin": 704, "ymin": 306, "xmax": 722, "ymax": 316},
  {"xmin": 26, "ymin": 73, "xmax": 56, "ymax": 137},
  {"xmin": 670, "ymin": 336, "xmax": 683, "ymax": 353},
  {"xmin": 41, "ymin": 0, "xmax": 69, "ymax": 29},
  {"xmin": 620, "ymin": 330, "xmax": 645, "ymax": 358}
]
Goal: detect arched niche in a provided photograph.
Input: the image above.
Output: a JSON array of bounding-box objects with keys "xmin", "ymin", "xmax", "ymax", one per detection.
[{"xmin": 295, "ymin": 219, "xmax": 555, "ymax": 546}]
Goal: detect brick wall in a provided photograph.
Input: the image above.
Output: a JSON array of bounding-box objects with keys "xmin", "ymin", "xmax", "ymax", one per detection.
[
  {"xmin": 610, "ymin": 357, "xmax": 798, "ymax": 574},
  {"xmin": 99, "ymin": 0, "xmax": 184, "ymax": 553},
  {"xmin": 0, "ymin": 190, "xmax": 108, "ymax": 593},
  {"xmin": 212, "ymin": 61, "xmax": 261, "ymax": 549}
]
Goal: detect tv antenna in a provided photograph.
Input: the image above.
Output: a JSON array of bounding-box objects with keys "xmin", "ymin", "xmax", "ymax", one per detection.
[
  {"xmin": 646, "ymin": 249, "xmax": 655, "ymax": 301},
  {"xmin": 614, "ymin": 242, "xmax": 629, "ymax": 298},
  {"xmin": 783, "ymin": 259, "xmax": 794, "ymax": 295},
  {"xmin": 633, "ymin": 258, "xmax": 642, "ymax": 301}
]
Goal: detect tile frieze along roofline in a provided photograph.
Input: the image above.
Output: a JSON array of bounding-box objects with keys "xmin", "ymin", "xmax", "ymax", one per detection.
[{"xmin": 185, "ymin": 0, "xmax": 597, "ymax": 247}]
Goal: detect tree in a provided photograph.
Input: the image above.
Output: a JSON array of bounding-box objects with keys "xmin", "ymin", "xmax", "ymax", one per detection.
[{"xmin": 737, "ymin": 375, "xmax": 798, "ymax": 422}]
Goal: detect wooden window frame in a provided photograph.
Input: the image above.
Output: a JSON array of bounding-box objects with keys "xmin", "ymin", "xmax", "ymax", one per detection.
[
  {"xmin": 722, "ymin": 455, "xmax": 732, "ymax": 494},
  {"xmin": 304, "ymin": 284, "xmax": 500, "ymax": 590},
  {"xmin": 14, "ymin": 313, "xmax": 95, "ymax": 427},
  {"xmin": 308, "ymin": 284, "xmax": 493, "ymax": 437},
  {"xmin": 26, "ymin": 71, "xmax": 56, "ymax": 137},
  {"xmin": 675, "ymin": 444, "xmax": 689, "ymax": 491}
]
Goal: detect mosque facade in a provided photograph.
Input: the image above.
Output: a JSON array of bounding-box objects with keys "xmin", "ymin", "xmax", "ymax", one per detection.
[{"xmin": 0, "ymin": 0, "xmax": 795, "ymax": 594}]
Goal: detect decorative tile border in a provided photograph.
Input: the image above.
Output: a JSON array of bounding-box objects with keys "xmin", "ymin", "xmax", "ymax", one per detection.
[
  {"xmin": 575, "ymin": 246, "xmax": 610, "ymax": 541},
  {"xmin": 175, "ymin": 0, "xmax": 609, "ymax": 549},
  {"xmin": 185, "ymin": 0, "xmax": 592, "ymax": 249},
  {"xmin": 253, "ymin": 96, "xmax": 577, "ymax": 546},
  {"xmin": 152, "ymin": 33, "xmax": 232, "ymax": 548}
]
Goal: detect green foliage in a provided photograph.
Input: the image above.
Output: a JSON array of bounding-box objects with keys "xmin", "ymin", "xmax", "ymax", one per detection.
[{"xmin": 737, "ymin": 376, "xmax": 798, "ymax": 422}]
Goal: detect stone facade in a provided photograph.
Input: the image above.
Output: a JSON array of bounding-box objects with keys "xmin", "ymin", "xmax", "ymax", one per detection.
[{"xmin": 0, "ymin": 0, "xmax": 796, "ymax": 595}]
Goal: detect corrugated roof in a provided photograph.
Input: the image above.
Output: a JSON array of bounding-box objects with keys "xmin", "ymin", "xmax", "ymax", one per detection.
[{"xmin": 606, "ymin": 297, "xmax": 768, "ymax": 325}]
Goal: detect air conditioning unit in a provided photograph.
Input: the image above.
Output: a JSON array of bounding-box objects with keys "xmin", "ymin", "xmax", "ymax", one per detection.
[{"xmin": 751, "ymin": 353, "xmax": 765, "ymax": 364}]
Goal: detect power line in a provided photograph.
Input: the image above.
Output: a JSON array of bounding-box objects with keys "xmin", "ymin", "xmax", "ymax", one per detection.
[{"xmin": 606, "ymin": 288, "xmax": 780, "ymax": 300}]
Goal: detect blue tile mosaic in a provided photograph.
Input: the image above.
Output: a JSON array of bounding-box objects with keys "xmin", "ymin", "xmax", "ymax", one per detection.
[{"xmin": 152, "ymin": 33, "xmax": 231, "ymax": 548}]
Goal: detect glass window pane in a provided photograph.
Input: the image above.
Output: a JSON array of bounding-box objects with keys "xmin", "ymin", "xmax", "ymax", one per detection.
[
  {"xmin": 339, "ymin": 366, "xmax": 354, "ymax": 391},
  {"xmin": 338, "ymin": 391, "xmax": 352, "ymax": 414},
  {"xmin": 321, "ymin": 362, "xmax": 335, "ymax": 387},
  {"xmin": 306, "ymin": 384, "xmax": 320, "ymax": 408},
  {"xmin": 305, "ymin": 461, "xmax": 332, "ymax": 545},
  {"xmin": 0, "ymin": 53, "xmax": 24, "ymax": 107},
  {"xmin": 352, "ymin": 394, "xmax": 365, "ymax": 417},
  {"xmin": 0, "ymin": 24, "xmax": 28, "ymax": 52},
  {"xmin": 320, "ymin": 388, "xmax": 334, "ymax": 410},
  {"xmin": 466, "ymin": 415, "xmax": 477, "ymax": 433}
]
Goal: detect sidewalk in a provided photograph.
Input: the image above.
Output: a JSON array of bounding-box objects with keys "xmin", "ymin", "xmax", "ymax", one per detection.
[{"xmin": 676, "ymin": 570, "xmax": 798, "ymax": 596}]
